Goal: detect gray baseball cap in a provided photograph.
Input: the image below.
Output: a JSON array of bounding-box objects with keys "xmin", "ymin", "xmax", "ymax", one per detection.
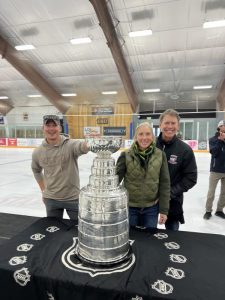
[{"xmin": 43, "ymin": 115, "xmax": 60, "ymax": 125}]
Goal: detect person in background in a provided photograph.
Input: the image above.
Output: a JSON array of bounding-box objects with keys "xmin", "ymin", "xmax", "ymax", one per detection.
[
  {"xmin": 31, "ymin": 115, "xmax": 89, "ymax": 222},
  {"xmin": 116, "ymin": 122, "xmax": 170, "ymax": 229},
  {"xmin": 203, "ymin": 120, "xmax": 225, "ymax": 220},
  {"xmin": 156, "ymin": 109, "xmax": 197, "ymax": 231}
]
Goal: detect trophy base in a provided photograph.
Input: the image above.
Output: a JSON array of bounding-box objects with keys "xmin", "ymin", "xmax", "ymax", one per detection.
[{"xmin": 75, "ymin": 244, "xmax": 133, "ymax": 268}]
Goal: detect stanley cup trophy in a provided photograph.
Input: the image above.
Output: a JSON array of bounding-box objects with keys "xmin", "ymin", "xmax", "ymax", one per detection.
[{"xmin": 77, "ymin": 136, "xmax": 130, "ymax": 265}]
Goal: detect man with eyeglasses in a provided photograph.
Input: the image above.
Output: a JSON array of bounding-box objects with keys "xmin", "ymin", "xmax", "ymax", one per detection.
[{"xmin": 203, "ymin": 120, "xmax": 225, "ymax": 220}]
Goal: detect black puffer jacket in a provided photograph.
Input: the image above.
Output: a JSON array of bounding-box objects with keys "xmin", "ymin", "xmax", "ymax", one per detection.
[{"xmin": 156, "ymin": 133, "xmax": 197, "ymax": 223}]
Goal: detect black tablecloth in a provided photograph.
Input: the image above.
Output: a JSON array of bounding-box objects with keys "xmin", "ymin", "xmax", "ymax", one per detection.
[{"xmin": 0, "ymin": 217, "xmax": 225, "ymax": 300}]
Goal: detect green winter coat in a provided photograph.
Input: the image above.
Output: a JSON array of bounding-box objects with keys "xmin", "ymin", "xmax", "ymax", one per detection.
[{"xmin": 116, "ymin": 146, "xmax": 170, "ymax": 215}]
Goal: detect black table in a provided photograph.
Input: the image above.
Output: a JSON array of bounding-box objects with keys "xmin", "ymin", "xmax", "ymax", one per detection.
[{"xmin": 0, "ymin": 217, "xmax": 224, "ymax": 300}]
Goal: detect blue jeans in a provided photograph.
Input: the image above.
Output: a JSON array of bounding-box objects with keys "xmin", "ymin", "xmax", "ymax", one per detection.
[
  {"xmin": 44, "ymin": 198, "xmax": 78, "ymax": 222},
  {"xmin": 129, "ymin": 204, "xmax": 159, "ymax": 228},
  {"xmin": 165, "ymin": 220, "xmax": 179, "ymax": 231}
]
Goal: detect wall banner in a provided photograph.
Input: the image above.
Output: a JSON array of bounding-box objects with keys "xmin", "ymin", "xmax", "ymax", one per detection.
[
  {"xmin": 8, "ymin": 138, "xmax": 17, "ymax": 146},
  {"xmin": 103, "ymin": 127, "xmax": 126, "ymax": 136},
  {"xmin": 84, "ymin": 127, "xmax": 101, "ymax": 137},
  {"xmin": 184, "ymin": 140, "xmax": 198, "ymax": 150},
  {"xmin": 92, "ymin": 106, "xmax": 114, "ymax": 115},
  {"xmin": 0, "ymin": 138, "xmax": 7, "ymax": 146}
]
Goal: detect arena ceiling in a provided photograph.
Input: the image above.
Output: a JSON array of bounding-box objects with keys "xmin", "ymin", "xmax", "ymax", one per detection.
[{"xmin": 0, "ymin": 0, "xmax": 225, "ymax": 115}]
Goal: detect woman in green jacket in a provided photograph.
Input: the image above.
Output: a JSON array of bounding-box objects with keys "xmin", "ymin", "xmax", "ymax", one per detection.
[{"xmin": 116, "ymin": 122, "xmax": 170, "ymax": 228}]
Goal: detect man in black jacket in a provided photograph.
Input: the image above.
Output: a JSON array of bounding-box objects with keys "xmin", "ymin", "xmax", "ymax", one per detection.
[
  {"xmin": 203, "ymin": 120, "xmax": 225, "ymax": 220},
  {"xmin": 156, "ymin": 109, "xmax": 197, "ymax": 231}
]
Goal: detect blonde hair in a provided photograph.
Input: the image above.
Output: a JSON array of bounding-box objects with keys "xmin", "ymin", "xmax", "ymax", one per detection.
[{"xmin": 134, "ymin": 122, "xmax": 155, "ymax": 141}]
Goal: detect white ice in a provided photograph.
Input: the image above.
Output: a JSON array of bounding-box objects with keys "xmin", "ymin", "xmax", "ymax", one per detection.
[{"xmin": 0, "ymin": 148, "xmax": 224, "ymax": 236}]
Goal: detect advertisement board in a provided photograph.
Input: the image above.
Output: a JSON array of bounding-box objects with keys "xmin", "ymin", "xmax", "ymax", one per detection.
[
  {"xmin": 198, "ymin": 140, "xmax": 208, "ymax": 150},
  {"xmin": 84, "ymin": 127, "xmax": 101, "ymax": 137},
  {"xmin": 17, "ymin": 138, "xmax": 43, "ymax": 147},
  {"xmin": 92, "ymin": 106, "xmax": 114, "ymax": 115},
  {"xmin": 8, "ymin": 138, "xmax": 17, "ymax": 146},
  {"xmin": 96, "ymin": 118, "xmax": 108, "ymax": 124},
  {"xmin": 124, "ymin": 139, "xmax": 133, "ymax": 148},
  {"xmin": 184, "ymin": 140, "xmax": 198, "ymax": 150},
  {"xmin": 103, "ymin": 127, "xmax": 126, "ymax": 136},
  {"xmin": 0, "ymin": 138, "xmax": 7, "ymax": 146}
]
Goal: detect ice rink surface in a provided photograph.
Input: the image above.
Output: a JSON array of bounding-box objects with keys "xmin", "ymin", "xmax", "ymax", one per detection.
[{"xmin": 0, "ymin": 147, "xmax": 224, "ymax": 236}]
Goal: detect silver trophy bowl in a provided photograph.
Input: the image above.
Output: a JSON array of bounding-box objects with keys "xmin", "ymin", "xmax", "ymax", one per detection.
[
  {"xmin": 77, "ymin": 136, "xmax": 130, "ymax": 265},
  {"xmin": 87, "ymin": 136, "xmax": 122, "ymax": 154}
]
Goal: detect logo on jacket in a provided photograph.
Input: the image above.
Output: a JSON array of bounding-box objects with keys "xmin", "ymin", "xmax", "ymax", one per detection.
[{"xmin": 168, "ymin": 155, "xmax": 178, "ymax": 164}]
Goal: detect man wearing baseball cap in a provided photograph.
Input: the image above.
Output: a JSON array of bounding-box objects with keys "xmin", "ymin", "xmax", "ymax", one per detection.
[
  {"xmin": 43, "ymin": 114, "xmax": 61, "ymax": 125},
  {"xmin": 203, "ymin": 120, "xmax": 225, "ymax": 220},
  {"xmin": 31, "ymin": 114, "xmax": 89, "ymax": 223}
]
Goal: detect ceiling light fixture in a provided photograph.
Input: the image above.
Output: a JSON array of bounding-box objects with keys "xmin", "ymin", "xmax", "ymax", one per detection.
[
  {"xmin": 193, "ymin": 85, "xmax": 212, "ymax": 90},
  {"xmin": 128, "ymin": 29, "xmax": 152, "ymax": 37},
  {"xmin": 0, "ymin": 96, "xmax": 9, "ymax": 99},
  {"xmin": 144, "ymin": 88, "xmax": 160, "ymax": 93},
  {"xmin": 27, "ymin": 94, "xmax": 42, "ymax": 98},
  {"xmin": 70, "ymin": 37, "xmax": 92, "ymax": 45},
  {"xmin": 203, "ymin": 20, "xmax": 225, "ymax": 29},
  {"xmin": 15, "ymin": 44, "xmax": 35, "ymax": 51},
  {"xmin": 61, "ymin": 93, "xmax": 77, "ymax": 97},
  {"xmin": 101, "ymin": 91, "xmax": 118, "ymax": 95}
]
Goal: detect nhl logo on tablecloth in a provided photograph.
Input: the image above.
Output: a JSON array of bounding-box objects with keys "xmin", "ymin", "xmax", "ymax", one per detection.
[
  {"xmin": 61, "ymin": 237, "xmax": 135, "ymax": 277},
  {"xmin": 152, "ymin": 279, "xmax": 173, "ymax": 294},
  {"xmin": 165, "ymin": 267, "xmax": 185, "ymax": 279},
  {"xmin": 14, "ymin": 267, "xmax": 31, "ymax": 286},
  {"xmin": 17, "ymin": 243, "xmax": 34, "ymax": 252},
  {"xmin": 9, "ymin": 255, "xmax": 27, "ymax": 266}
]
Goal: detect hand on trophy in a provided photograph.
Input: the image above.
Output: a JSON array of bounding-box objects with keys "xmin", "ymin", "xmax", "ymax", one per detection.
[
  {"xmin": 86, "ymin": 137, "xmax": 122, "ymax": 154},
  {"xmin": 89, "ymin": 142, "xmax": 102, "ymax": 153},
  {"xmin": 86, "ymin": 138, "xmax": 103, "ymax": 153}
]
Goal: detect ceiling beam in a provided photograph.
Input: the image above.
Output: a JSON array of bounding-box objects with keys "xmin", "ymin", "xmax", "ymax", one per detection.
[
  {"xmin": 0, "ymin": 35, "xmax": 70, "ymax": 114},
  {"xmin": 90, "ymin": 0, "xmax": 138, "ymax": 113},
  {"xmin": 0, "ymin": 101, "xmax": 13, "ymax": 115}
]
